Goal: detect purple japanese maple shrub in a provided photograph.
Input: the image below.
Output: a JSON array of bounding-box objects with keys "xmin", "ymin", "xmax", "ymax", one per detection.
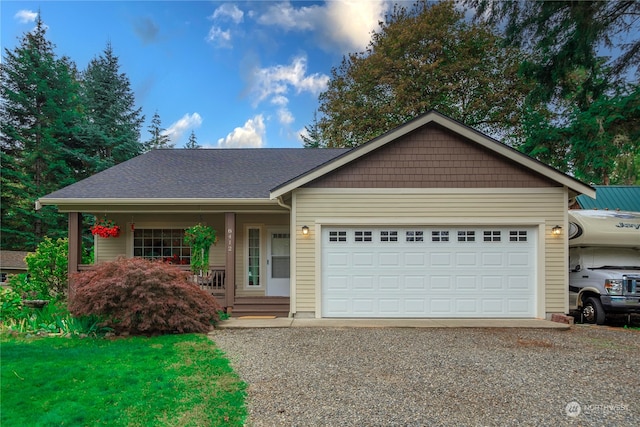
[{"xmin": 69, "ymin": 257, "xmax": 222, "ymax": 335}]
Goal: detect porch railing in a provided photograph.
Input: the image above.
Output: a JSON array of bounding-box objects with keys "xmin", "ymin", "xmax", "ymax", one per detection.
[{"xmin": 77, "ymin": 263, "xmax": 226, "ymax": 295}]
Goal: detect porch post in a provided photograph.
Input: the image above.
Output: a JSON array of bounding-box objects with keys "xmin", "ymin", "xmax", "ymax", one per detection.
[
  {"xmin": 224, "ymin": 212, "xmax": 236, "ymax": 309},
  {"xmin": 68, "ymin": 212, "xmax": 82, "ymax": 298}
]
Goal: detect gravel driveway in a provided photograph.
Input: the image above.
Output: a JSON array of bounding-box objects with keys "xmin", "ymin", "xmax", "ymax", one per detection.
[{"xmin": 211, "ymin": 325, "xmax": 639, "ymax": 427}]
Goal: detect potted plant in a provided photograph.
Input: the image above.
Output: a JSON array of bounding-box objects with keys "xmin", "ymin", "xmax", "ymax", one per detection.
[
  {"xmin": 90, "ymin": 217, "xmax": 120, "ymax": 238},
  {"xmin": 183, "ymin": 224, "xmax": 217, "ymax": 276}
]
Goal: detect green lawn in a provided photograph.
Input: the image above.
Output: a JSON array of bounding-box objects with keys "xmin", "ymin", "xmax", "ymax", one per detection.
[{"xmin": 1, "ymin": 334, "xmax": 246, "ymax": 426}]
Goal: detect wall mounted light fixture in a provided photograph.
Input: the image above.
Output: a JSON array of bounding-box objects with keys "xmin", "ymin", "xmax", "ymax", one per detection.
[
  {"xmin": 552, "ymin": 225, "xmax": 562, "ymax": 236},
  {"xmin": 302, "ymin": 225, "xmax": 309, "ymax": 236}
]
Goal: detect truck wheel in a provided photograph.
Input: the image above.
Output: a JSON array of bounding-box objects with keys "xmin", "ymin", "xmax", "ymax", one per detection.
[{"xmin": 582, "ymin": 297, "xmax": 606, "ymax": 325}]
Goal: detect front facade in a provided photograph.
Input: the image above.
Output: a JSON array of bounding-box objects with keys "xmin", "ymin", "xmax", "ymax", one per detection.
[{"xmin": 39, "ymin": 112, "xmax": 594, "ymax": 319}]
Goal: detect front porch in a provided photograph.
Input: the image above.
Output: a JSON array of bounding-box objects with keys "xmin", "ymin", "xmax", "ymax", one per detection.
[{"xmin": 67, "ymin": 211, "xmax": 292, "ymax": 318}]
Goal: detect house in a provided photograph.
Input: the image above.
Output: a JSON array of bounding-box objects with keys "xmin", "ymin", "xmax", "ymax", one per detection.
[
  {"xmin": 38, "ymin": 111, "xmax": 595, "ymax": 319},
  {"xmin": 0, "ymin": 250, "xmax": 30, "ymax": 284},
  {"xmin": 572, "ymin": 185, "xmax": 640, "ymax": 212}
]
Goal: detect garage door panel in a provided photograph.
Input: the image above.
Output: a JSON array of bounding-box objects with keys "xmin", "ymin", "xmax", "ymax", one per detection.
[
  {"xmin": 482, "ymin": 299, "xmax": 505, "ymax": 313},
  {"xmin": 431, "ymin": 276, "xmax": 452, "ymax": 290},
  {"xmin": 353, "ymin": 252, "xmax": 374, "ymax": 266},
  {"xmin": 353, "ymin": 275, "xmax": 374, "ymax": 290},
  {"xmin": 404, "ymin": 252, "xmax": 426, "ymax": 266},
  {"xmin": 456, "ymin": 276, "xmax": 478, "ymax": 291},
  {"xmin": 405, "ymin": 276, "xmax": 426, "ymax": 290},
  {"xmin": 379, "ymin": 253, "xmax": 400, "ymax": 265},
  {"xmin": 322, "ymin": 226, "xmax": 536, "ymax": 318},
  {"xmin": 481, "ymin": 276, "xmax": 504, "ymax": 291},
  {"xmin": 379, "ymin": 276, "xmax": 400, "ymax": 290},
  {"xmin": 327, "ymin": 252, "xmax": 349, "ymax": 267},
  {"xmin": 456, "ymin": 299, "xmax": 479, "ymax": 313},
  {"xmin": 325, "ymin": 275, "xmax": 348, "ymax": 290},
  {"xmin": 431, "ymin": 253, "xmax": 452, "ymax": 266},
  {"xmin": 352, "ymin": 299, "xmax": 375, "ymax": 315},
  {"xmin": 456, "ymin": 252, "xmax": 478, "ymax": 266}
]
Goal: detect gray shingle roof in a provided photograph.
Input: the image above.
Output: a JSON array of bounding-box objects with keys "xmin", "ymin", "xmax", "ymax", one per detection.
[{"xmin": 41, "ymin": 148, "xmax": 350, "ymax": 200}]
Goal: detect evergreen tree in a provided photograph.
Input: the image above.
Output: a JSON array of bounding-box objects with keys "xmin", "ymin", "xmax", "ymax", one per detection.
[
  {"xmin": 1, "ymin": 15, "xmax": 83, "ymax": 250},
  {"xmin": 185, "ymin": 130, "xmax": 200, "ymax": 149},
  {"xmin": 144, "ymin": 110, "xmax": 173, "ymax": 150},
  {"xmin": 79, "ymin": 42, "xmax": 144, "ymax": 171},
  {"xmin": 467, "ymin": 0, "xmax": 640, "ymax": 184},
  {"xmin": 301, "ymin": 111, "xmax": 323, "ymax": 148}
]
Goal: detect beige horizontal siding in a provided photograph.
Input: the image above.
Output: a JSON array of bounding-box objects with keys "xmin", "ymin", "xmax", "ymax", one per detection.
[{"xmin": 293, "ymin": 189, "xmax": 568, "ymax": 316}]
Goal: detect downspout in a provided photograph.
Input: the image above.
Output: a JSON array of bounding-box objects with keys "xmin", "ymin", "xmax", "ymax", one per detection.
[
  {"xmin": 276, "ymin": 196, "xmax": 291, "ymax": 210},
  {"xmin": 276, "ymin": 196, "xmax": 295, "ymax": 318}
]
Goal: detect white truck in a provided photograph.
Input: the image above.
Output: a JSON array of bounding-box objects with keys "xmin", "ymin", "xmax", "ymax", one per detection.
[{"xmin": 568, "ymin": 210, "xmax": 640, "ymax": 324}]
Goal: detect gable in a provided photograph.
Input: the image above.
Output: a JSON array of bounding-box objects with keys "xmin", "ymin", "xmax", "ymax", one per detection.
[{"xmin": 304, "ymin": 124, "xmax": 557, "ymax": 189}]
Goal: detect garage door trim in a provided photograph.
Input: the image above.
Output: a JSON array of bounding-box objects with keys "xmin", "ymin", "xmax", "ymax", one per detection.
[{"xmin": 314, "ymin": 220, "xmax": 545, "ymax": 319}]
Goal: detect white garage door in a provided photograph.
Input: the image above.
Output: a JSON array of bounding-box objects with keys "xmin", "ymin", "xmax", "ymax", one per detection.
[{"xmin": 322, "ymin": 226, "xmax": 537, "ymax": 318}]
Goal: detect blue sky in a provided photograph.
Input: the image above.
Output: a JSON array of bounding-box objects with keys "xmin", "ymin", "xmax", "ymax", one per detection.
[{"xmin": 1, "ymin": 1, "xmax": 393, "ymax": 148}]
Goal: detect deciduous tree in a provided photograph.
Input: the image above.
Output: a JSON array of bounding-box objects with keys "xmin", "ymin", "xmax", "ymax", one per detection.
[{"xmin": 314, "ymin": 0, "xmax": 538, "ymax": 148}]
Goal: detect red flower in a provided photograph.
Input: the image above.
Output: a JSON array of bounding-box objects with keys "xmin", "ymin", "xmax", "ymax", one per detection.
[{"xmin": 91, "ymin": 218, "xmax": 121, "ymax": 238}]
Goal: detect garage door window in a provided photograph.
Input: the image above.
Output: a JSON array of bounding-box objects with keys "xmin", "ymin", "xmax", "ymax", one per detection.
[
  {"xmin": 406, "ymin": 231, "xmax": 424, "ymax": 242},
  {"xmin": 483, "ymin": 231, "xmax": 501, "ymax": 242},
  {"xmin": 355, "ymin": 231, "xmax": 373, "ymax": 242},
  {"xmin": 458, "ymin": 231, "xmax": 475, "ymax": 242},
  {"xmin": 432, "ymin": 231, "xmax": 449, "ymax": 242},
  {"xmin": 381, "ymin": 231, "xmax": 398, "ymax": 242},
  {"xmin": 329, "ymin": 231, "xmax": 347, "ymax": 242},
  {"xmin": 509, "ymin": 231, "xmax": 528, "ymax": 242}
]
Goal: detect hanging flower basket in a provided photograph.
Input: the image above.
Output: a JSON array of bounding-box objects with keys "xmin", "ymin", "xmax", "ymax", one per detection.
[
  {"xmin": 184, "ymin": 224, "xmax": 217, "ymax": 275},
  {"xmin": 90, "ymin": 217, "xmax": 121, "ymax": 238}
]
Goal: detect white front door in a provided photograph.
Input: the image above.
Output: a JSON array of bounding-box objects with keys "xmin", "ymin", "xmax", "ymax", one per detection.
[{"xmin": 266, "ymin": 229, "xmax": 290, "ymax": 296}]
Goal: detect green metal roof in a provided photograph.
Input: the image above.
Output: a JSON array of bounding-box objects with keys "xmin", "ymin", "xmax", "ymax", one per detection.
[{"xmin": 576, "ymin": 185, "xmax": 640, "ymax": 212}]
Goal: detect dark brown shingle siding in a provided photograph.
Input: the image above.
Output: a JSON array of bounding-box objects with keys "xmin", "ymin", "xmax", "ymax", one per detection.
[{"xmin": 305, "ymin": 125, "xmax": 556, "ymax": 189}]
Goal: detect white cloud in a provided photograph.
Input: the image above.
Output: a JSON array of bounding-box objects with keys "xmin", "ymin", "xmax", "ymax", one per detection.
[
  {"xmin": 217, "ymin": 115, "xmax": 266, "ymax": 148},
  {"xmin": 257, "ymin": 1, "xmax": 389, "ymax": 53},
  {"xmin": 163, "ymin": 113, "xmax": 203, "ymax": 143},
  {"xmin": 15, "ymin": 10, "xmax": 37, "ymax": 24},
  {"xmin": 277, "ymin": 108, "xmax": 294, "ymax": 125},
  {"xmin": 250, "ymin": 55, "xmax": 329, "ymax": 107},
  {"xmin": 257, "ymin": 2, "xmax": 321, "ymax": 31},
  {"xmin": 271, "ymin": 95, "xmax": 289, "ymax": 107},
  {"xmin": 297, "ymin": 127, "xmax": 309, "ymax": 144},
  {"xmin": 206, "ymin": 26, "xmax": 232, "ymax": 48},
  {"xmin": 212, "ymin": 3, "xmax": 244, "ymax": 24},
  {"xmin": 324, "ymin": 1, "xmax": 389, "ymax": 52}
]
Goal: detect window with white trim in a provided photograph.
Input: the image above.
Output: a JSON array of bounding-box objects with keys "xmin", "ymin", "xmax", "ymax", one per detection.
[
  {"xmin": 133, "ymin": 229, "xmax": 190, "ymax": 264},
  {"xmin": 381, "ymin": 231, "xmax": 398, "ymax": 242},
  {"xmin": 406, "ymin": 231, "xmax": 424, "ymax": 242},
  {"xmin": 432, "ymin": 231, "xmax": 449, "ymax": 242},
  {"xmin": 329, "ymin": 231, "xmax": 347, "ymax": 242},
  {"xmin": 483, "ymin": 231, "xmax": 501, "ymax": 242},
  {"xmin": 458, "ymin": 231, "xmax": 475, "ymax": 242},
  {"xmin": 509, "ymin": 230, "xmax": 528, "ymax": 242},
  {"xmin": 247, "ymin": 228, "xmax": 261, "ymax": 286},
  {"xmin": 355, "ymin": 231, "xmax": 373, "ymax": 242}
]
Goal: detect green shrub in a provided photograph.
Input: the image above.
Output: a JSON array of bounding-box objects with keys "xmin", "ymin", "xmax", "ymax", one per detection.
[
  {"xmin": 69, "ymin": 258, "xmax": 222, "ymax": 335},
  {"xmin": 0, "ymin": 287, "xmax": 23, "ymax": 321},
  {"xmin": 5, "ymin": 273, "xmax": 48, "ymax": 301},
  {"xmin": 0, "ymin": 300, "xmax": 108, "ymax": 336},
  {"xmin": 24, "ymin": 237, "xmax": 69, "ymax": 300}
]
